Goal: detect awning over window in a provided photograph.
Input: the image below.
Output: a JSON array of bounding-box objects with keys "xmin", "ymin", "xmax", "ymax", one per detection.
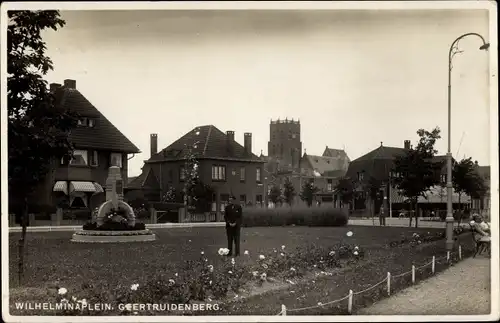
[
  {"xmin": 53, "ymin": 181, "xmax": 68, "ymax": 195},
  {"xmin": 70, "ymin": 181, "xmax": 105, "ymax": 194}
]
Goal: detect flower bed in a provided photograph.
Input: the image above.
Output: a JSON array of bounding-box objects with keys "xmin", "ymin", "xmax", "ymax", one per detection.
[{"xmin": 242, "ymin": 206, "xmax": 348, "ymax": 227}]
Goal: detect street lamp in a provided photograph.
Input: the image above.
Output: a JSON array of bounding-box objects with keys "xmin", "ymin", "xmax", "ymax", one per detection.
[{"xmin": 445, "ymin": 33, "xmax": 489, "ymax": 251}]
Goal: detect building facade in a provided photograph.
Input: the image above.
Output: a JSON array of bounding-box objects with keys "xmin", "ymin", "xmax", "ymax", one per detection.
[
  {"xmin": 267, "ymin": 118, "xmax": 302, "ymax": 172},
  {"xmin": 31, "ymin": 79, "xmax": 140, "ymax": 215},
  {"xmin": 131, "ymin": 126, "xmax": 266, "ymax": 218}
]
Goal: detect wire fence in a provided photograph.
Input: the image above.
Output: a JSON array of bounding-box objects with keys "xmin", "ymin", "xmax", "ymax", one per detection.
[{"xmin": 276, "ymin": 246, "xmax": 464, "ymax": 316}]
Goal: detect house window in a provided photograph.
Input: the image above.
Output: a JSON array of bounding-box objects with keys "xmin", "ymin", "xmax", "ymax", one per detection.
[
  {"xmin": 168, "ymin": 169, "xmax": 173, "ymax": 183},
  {"xmin": 89, "ymin": 150, "xmax": 98, "ymax": 166},
  {"xmin": 357, "ymin": 172, "xmax": 364, "ymax": 181},
  {"xmin": 77, "ymin": 118, "xmax": 88, "ymax": 126},
  {"xmin": 240, "ymin": 194, "xmax": 246, "ymax": 206},
  {"xmin": 88, "ymin": 119, "xmax": 96, "ymax": 127},
  {"xmin": 327, "ymin": 179, "xmax": 333, "ymax": 191},
  {"xmin": 240, "ymin": 167, "xmax": 246, "ymax": 182},
  {"xmin": 70, "ymin": 193, "xmax": 88, "ymax": 208},
  {"xmin": 212, "ymin": 165, "xmax": 226, "ymax": 181},
  {"xmin": 292, "ymin": 133, "xmax": 297, "ymax": 139},
  {"xmin": 256, "ymin": 194, "xmax": 263, "ymax": 205},
  {"xmin": 256, "ymin": 168, "xmax": 262, "ymax": 183},
  {"xmin": 110, "ymin": 153, "xmax": 122, "ymax": 168},
  {"xmin": 69, "ymin": 150, "xmax": 88, "ymax": 166},
  {"xmin": 180, "ymin": 166, "xmax": 186, "ymax": 181},
  {"xmin": 440, "ymin": 174, "xmax": 447, "ymax": 183}
]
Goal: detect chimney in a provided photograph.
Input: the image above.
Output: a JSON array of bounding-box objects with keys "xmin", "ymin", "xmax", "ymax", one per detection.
[
  {"xmin": 404, "ymin": 140, "xmax": 411, "ymax": 149},
  {"xmin": 226, "ymin": 131, "xmax": 235, "ymax": 155},
  {"xmin": 63, "ymin": 79, "xmax": 76, "ymax": 89},
  {"xmin": 475, "ymin": 160, "xmax": 479, "ymax": 166},
  {"xmin": 50, "ymin": 83, "xmax": 62, "ymax": 93},
  {"xmin": 150, "ymin": 133, "xmax": 158, "ymax": 157},
  {"xmin": 244, "ymin": 133, "xmax": 252, "ymax": 155}
]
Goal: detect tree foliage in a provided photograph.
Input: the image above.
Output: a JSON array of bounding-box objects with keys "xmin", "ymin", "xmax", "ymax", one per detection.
[
  {"xmin": 362, "ymin": 176, "xmax": 382, "ymax": 217},
  {"xmin": 453, "ymin": 157, "xmax": 487, "ymax": 203},
  {"xmin": 283, "ymin": 177, "xmax": 296, "ymax": 206},
  {"xmin": 334, "ymin": 177, "xmax": 355, "ymax": 206},
  {"xmin": 8, "ymin": 10, "xmax": 78, "ymax": 285},
  {"xmin": 300, "ymin": 179, "xmax": 319, "ymax": 207},
  {"xmin": 268, "ymin": 186, "xmax": 282, "ymax": 206},
  {"xmin": 392, "ymin": 127, "xmax": 442, "ymax": 227}
]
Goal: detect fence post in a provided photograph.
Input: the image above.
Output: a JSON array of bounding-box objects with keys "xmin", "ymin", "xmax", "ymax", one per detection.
[
  {"xmin": 459, "ymin": 245, "xmax": 462, "ymax": 260},
  {"xmin": 348, "ymin": 289, "xmax": 353, "ymax": 314},
  {"xmin": 387, "ymin": 272, "xmax": 391, "ymax": 296},
  {"xmin": 411, "ymin": 265, "xmax": 415, "ymax": 284},
  {"xmin": 281, "ymin": 304, "xmax": 287, "ymax": 316},
  {"xmin": 432, "ymin": 256, "xmax": 435, "ymax": 274},
  {"xmin": 447, "ymin": 251, "xmax": 450, "ymax": 261}
]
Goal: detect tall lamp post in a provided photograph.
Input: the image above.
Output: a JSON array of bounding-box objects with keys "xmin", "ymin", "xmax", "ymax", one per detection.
[{"xmin": 445, "ymin": 33, "xmax": 489, "ymax": 251}]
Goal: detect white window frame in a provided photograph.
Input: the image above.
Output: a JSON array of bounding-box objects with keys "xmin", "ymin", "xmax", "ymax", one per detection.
[
  {"xmin": 212, "ymin": 165, "xmax": 226, "ymax": 181},
  {"xmin": 69, "ymin": 150, "xmax": 89, "ymax": 166},
  {"xmin": 77, "ymin": 118, "xmax": 88, "ymax": 126},
  {"xmin": 240, "ymin": 167, "xmax": 246, "ymax": 182},
  {"xmin": 256, "ymin": 168, "xmax": 262, "ymax": 182},
  {"xmin": 110, "ymin": 152, "xmax": 123, "ymax": 168}
]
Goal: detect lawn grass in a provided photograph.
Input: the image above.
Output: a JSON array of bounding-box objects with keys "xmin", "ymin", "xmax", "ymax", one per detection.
[{"xmin": 8, "ymin": 225, "xmax": 474, "ymax": 315}]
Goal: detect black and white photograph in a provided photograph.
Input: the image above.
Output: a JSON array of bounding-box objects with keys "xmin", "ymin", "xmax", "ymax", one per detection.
[{"xmin": 1, "ymin": 1, "xmax": 498, "ymax": 321}]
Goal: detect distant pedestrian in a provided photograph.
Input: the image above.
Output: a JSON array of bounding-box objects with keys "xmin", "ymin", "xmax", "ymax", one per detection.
[
  {"xmin": 379, "ymin": 206, "xmax": 386, "ymax": 226},
  {"xmin": 224, "ymin": 195, "xmax": 243, "ymax": 257}
]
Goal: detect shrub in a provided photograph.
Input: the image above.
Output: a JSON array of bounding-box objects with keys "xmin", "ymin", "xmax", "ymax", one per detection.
[
  {"xmin": 82, "ymin": 221, "xmax": 146, "ymax": 231},
  {"xmin": 242, "ymin": 205, "xmax": 348, "ymax": 227}
]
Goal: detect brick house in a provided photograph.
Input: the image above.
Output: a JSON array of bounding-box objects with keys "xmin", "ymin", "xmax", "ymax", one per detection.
[
  {"xmin": 35, "ymin": 79, "xmax": 140, "ymax": 216},
  {"xmin": 131, "ymin": 126, "xmax": 266, "ymax": 220},
  {"xmin": 471, "ymin": 162, "xmax": 491, "ymax": 216},
  {"xmin": 345, "ymin": 141, "xmax": 455, "ymax": 216}
]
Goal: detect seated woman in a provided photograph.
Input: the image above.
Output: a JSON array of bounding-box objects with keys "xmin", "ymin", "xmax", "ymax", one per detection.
[{"xmin": 472, "ymin": 214, "xmax": 491, "ymax": 242}]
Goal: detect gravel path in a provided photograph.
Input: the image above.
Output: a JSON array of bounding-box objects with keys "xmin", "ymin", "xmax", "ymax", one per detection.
[{"xmin": 356, "ymin": 256, "xmax": 491, "ymax": 315}]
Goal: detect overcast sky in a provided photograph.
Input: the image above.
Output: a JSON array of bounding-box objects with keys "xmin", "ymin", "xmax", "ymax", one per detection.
[{"xmin": 41, "ymin": 8, "xmax": 492, "ymax": 177}]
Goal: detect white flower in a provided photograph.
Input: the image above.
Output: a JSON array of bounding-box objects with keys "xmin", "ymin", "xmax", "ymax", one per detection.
[
  {"xmin": 418, "ymin": 240, "xmax": 422, "ymax": 244},
  {"xmin": 286, "ymin": 279, "xmax": 295, "ymax": 285},
  {"xmin": 201, "ymin": 251, "xmax": 205, "ymax": 255},
  {"xmin": 168, "ymin": 279, "xmax": 175, "ymax": 285},
  {"xmin": 189, "ymin": 239, "xmax": 192, "ymax": 242},
  {"xmin": 313, "ymin": 264, "xmax": 317, "ymax": 268},
  {"xmin": 208, "ymin": 265, "xmax": 214, "ymax": 272},
  {"xmin": 280, "ymin": 253, "xmax": 285, "ymax": 256},
  {"xmin": 252, "ymin": 271, "xmax": 259, "ymax": 277},
  {"xmin": 175, "ymin": 273, "xmax": 178, "ymax": 277},
  {"xmin": 222, "ymin": 248, "xmax": 230, "ymax": 256},
  {"xmin": 130, "ymin": 283, "xmax": 139, "ymax": 291},
  {"xmin": 231, "ymin": 258, "xmax": 236, "ymax": 265},
  {"xmin": 318, "ymin": 302, "xmax": 323, "ymax": 306},
  {"xmin": 259, "ymin": 255, "xmax": 265, "ymax": 260},
  {"xmin": 234, "ymin": 294, "xmax": 239, "ymax": 299},
  {"xmin": 354, "ymin": 246, "xmax": 359, "ymax": 250},
  {"xmin": 273, "ymin": 249, "xmax": 277, "ymax": 253},
  {"xmin": 244, "ymin": 250, "xmax": 249, "ymax": 255},
  {"xmin": 218, "ymin": 248, "xmax": 225, "ymax": 256},
  {"xmin": 262, "ymin": 264, "xmax": 269, "ymax": 269},
  {"xmin": 260, "ymin": 273, "xmax": 267, "ymax": 280},
  {"xmin": 209, "ymin": 280, "xmax": 213, "ymax": 285},
  {"xmin": 71, "ymin": 296, "xmax": 77, "ymax": 302},
  {"xmin": 290, "ymin": 267, "xmax": 296, "ymax": 272},
  {"xmin": 58, "ymin": 288, "xmax": 67, "ymax": 295},
  {"xmin": 470, "ymin": 220, "xmax": 476, "ymax": 225},
  {"xmin": 228, "ymin": 270, "xmax": 233, "ymax": 274},
  {"xmin": 346, "ymin": 231, "xmax": 353, "ymax": 237},
  {"xmin": 281, "ymin": 245, "xmax": 286, "ymax": 250},
  {"xmin": 353, "ymin": 251, "xmax": 359, "ymax": 256},
  {"xmin": 329, "ymin": 251, "xmax": 336, "ymax": 256},
  {"xmin": 133, "ymin": 311, "xmax": 138, "ymax": 315}
]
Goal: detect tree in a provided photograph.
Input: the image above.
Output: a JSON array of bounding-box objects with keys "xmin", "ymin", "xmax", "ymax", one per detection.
[
  {"xmin": 282, "ymin": 177, "xmax": 296, "ymax": 206},
  {"xmin": 300, "ymin": 179, "xmax": 319, "ymax": 207},
  {"xmin": 181, "ymin": 141, "xmax": 200, "ymax": 212},
  {"xmin": 393, "ymin": 127, "xmax": 442, "ymax": 228},
  {"xmin": 189, "ymin": 180, "xmax": 215, "ymax": 213},
  {"xmin": 334, "ymin": 177, "xmax": 355, "ymax": 209},
  {"xmin": 453, "ymin": 157, "xmax": 487, "ymax": 223},
  {"xmin": 268, "ymin": 186, "xmax": 281, "ymax": 207},
  {"xmin": 8, "ymin": 11, "xmax": 78, "ymax": 284},
  {"xmin": 362, "ymin": 176, "xmax": 382, "ymax": 225}
]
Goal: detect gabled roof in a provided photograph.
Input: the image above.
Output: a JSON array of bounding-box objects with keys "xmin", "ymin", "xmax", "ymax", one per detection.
[
  {"xmin": 148, "ymin": 125, "xmax": 263, "ymax": 163},
  {"xmin": 301, "ymin": 154, "xmax": 348, "ymax": 176},
  {"xmin": 53, "ymin": 82, "xmax": 140, "ymax": 153},
  {"xmin": 127, "ymin": 166, "xmax": 160, "ymax": 190},
  {"xmin": 323, "ymin": 147, "xmax": 350, "ymax": 161},
  {"xmin": 354, "ymin": 145, "xmax": 407, "ymax": 162}
]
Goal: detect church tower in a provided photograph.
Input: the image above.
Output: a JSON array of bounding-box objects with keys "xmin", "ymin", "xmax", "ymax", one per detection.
[{"xmin": 267, "ymin": 118, "xmax": 302, "ymax": 171}]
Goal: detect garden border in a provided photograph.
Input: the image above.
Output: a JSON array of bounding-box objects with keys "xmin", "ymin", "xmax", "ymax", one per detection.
[{"xmin": 276, "ymin": 246, "xmax": 463, "ymax": 315}]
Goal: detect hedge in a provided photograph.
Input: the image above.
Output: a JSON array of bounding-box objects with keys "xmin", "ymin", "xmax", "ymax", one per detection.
[{"xmin": 242, "ymin": 206, "xmax": 348, "ymax": 227}]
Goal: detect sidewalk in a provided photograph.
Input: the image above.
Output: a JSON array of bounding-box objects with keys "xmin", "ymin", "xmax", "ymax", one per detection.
[{"xmin": 356, "ymin": 256, "xmax": 492, "ymax": 315}]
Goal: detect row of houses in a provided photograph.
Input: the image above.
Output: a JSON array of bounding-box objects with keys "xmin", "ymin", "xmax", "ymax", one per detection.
[{"xmin": 10, "ymin": 79, "xmax": 491, "ymax": 223}]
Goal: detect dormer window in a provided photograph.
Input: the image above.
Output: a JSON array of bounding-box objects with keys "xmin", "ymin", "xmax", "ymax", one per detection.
[{"xmin": 77, "ymin": 117, "xmax": 96, "ymax": 127}]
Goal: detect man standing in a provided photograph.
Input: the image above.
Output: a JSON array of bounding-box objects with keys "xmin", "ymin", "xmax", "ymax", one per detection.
[
  {"xmin": 224, "ymin": 195, "xmax": 242, "ymax": 256},
  {"xmin": 379, "ymin": 205, "xmax": 386, "ymax": 226}
]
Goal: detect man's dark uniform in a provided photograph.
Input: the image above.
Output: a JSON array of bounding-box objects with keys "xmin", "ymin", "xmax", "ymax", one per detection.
[{"xmin": 224, "ymin": 198, "xmax": 242, "ymax": 256}]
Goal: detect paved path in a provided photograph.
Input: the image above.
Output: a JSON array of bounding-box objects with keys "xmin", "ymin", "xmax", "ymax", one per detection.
[
  {"xmin": 8, "ymin": 218, "xmax": 462, "ymax": 232},
  {"xmin": 356, "ymin": 256, "xmax": 492, "ymax": 315}
]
